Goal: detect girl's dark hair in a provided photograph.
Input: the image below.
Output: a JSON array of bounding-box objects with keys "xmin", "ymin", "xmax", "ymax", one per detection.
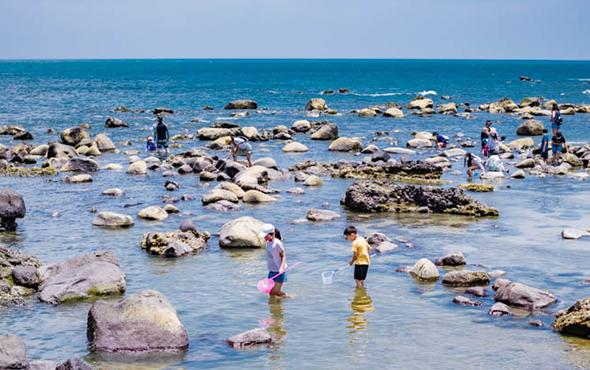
[{"xmin": 274, "ymin": 228, "xmax": 283, "ymax": 241}]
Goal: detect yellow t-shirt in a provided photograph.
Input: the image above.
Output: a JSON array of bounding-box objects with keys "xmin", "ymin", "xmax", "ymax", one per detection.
[{"xmin": 351, "ymin": 236, "xmax": 370, "ymax": 265}]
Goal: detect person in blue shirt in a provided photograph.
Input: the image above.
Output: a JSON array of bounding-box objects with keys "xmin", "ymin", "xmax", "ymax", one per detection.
[
  {"xmin": 540, "ymin": 129, "xmax": 549, "ymax": 164},
  {"xmin": 432, "ymin": 132, "xmax": 448, "ymax": 149},
  {"xmin": 146, "ymin": 136, "xmax": 157, "ymax": 152}
]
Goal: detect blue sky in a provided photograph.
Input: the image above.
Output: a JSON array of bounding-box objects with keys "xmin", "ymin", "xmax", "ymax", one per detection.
[{"xmin": 1, "ymin": 0, "xmax": 589, "ymax": 60}]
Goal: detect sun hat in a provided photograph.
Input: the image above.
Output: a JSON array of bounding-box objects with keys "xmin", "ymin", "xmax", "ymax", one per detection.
[{"xmin": 259, "ymin": 224, "xmax": 275, "ymax": 239}]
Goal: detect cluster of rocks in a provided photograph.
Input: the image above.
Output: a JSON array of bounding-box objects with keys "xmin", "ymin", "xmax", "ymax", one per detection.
[
  {"xmin": 342, "ymin": 180, "xmax": 499, "ymax": 217},
  {"xmin": 289, "ymin": 160, "xmax": 443, "ymax": 183},
  {"xmin": 0, "ymin": 247, "xmax": 41, "ymax": 306},
  {"xmin": 140, "ymin": 222, "xmax": 210, "ymax": 258},
  {"xmin": 478, "ymin": 97, "xmax": 590, "ymax": 117},
  {"xmin": 0, "ymin": 334, "xmax": 91, "ymax": 370}
]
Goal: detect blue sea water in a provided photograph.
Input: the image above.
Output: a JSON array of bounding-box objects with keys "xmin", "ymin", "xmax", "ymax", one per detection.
[{"xmin": 0, "ymin": 59, "xmax": 590, "ymax": 369}]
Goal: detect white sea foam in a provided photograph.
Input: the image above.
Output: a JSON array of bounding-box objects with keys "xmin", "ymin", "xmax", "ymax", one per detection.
[
  {"xmin": 418, "ymin": 90, "xmax": 437, "ymax": 96},
  {"xmin": 583, "ymin": 89, "xmax": 590, "ymax": 95},
  {"xmin": 350, "ymin": 92, "xmax": 405, "ymax": 97}
]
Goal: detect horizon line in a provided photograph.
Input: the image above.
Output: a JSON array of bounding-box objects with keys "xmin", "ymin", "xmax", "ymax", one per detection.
[{"xmin": 1, "ymin": 57, "xmax": 590, "ymax": 63}]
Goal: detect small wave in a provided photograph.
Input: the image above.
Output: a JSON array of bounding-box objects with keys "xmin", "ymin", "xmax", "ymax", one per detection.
[
  {"xmin": 583, "ymin": 89, "xmax": 590, "ymax": 95},
  {"xmin": 576, "ymin": 78, "xmax": 590, "ymax": 82},
  {"xmin": 350, "ymin": 92, "xmax": 404, "ymax": 97},
  {"xmin": 418, "ymin": 90, "xmax": 437, "ymax": 96}
]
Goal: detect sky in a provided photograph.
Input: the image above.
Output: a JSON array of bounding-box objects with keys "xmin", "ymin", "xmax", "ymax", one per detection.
[{"xmin": 1, "ymin": 0, "xmax": 589, "ymax": 60}]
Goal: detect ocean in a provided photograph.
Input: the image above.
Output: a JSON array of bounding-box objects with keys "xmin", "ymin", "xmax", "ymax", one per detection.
[{"xmin": 1, "ymin": 59, "xmax": 590, "ymax": 369}]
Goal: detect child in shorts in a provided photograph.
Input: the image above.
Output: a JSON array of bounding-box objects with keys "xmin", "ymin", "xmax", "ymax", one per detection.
[{"xmin": 344, "ymin": 226, "xmax": 371, "ymax": 289}]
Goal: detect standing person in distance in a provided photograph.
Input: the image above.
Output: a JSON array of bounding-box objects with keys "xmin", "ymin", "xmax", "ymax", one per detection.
[
  {"xmin": 550, "ymin": 104, "xmax": 562, "ymax": 136},
  {"xmin": 153, "ymin": 115, "xmax": 170, "ymax": 156},
  {"xmin": 540, "ymin": 128, "xmax": 550, "ymax": 164}
]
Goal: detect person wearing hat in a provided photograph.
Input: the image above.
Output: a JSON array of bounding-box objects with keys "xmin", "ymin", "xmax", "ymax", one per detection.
[
  {"xmin": 153, "ymin": 115, "xmax": 170, "ymax": 155},
  {"xmin": 260, "ymin": 224, "xmax": 287, "ymax": 297}
]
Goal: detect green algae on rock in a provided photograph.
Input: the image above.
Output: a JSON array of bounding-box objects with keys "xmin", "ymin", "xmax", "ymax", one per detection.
[{"xmin": 459, "ymin": 183, "xmax": 494, "ymax": 192}]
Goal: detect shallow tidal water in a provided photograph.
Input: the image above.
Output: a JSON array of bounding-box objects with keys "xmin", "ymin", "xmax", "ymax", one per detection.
[{"xmin": 1, "ymin": 60, "xmax": 590, "ymax": 369}]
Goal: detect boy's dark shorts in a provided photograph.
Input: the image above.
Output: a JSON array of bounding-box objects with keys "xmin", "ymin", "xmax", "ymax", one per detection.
[
  {"xmin": 354, "ymin": 264, "xmax": 369, "ymax": 280},
  {"xmin": 157, "ymin": 140, "xmax": 168, "ymax": 149}
]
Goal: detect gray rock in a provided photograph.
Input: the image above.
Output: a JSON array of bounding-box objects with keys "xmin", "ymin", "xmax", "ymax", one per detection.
[
  {"xmin": 494, "ymin": 280, "xmax": 557, "ymax": 310},
  {"xmin": 205, "ymin": 200, "xmax": 241, "ymax": 212},
  {"xmin": 60, "ymin": 127, "xmax": 89, "ymax": 146},
  {"xmin": 409, "ymin": 258, "xmax": 439, "ymax": 281},
  {"xmin": 38, "ymin": 251, "xmax": 126, "ymax": 304},
  {"xmin": 516, "ymin": 119, "xmax": 544, "ymax": 136},
  {"xmin": 137, "ymin": 206, "xmax": 168, "ymax": 221},
  {"xmin": 0, "ymin": 189, "xmax": 26, "ymax": 231},
  {"xmin": 453, "ymin": 295, "xmax": 481, "ymax": 307},
  {"xmin": 141, "ymin": 230, "xmax": 209, "ymax": 257},
  {"xmin": 489, "ymin": 302, "xmax": 512, "ymax": 316},
  {"xmin": 227, "ymin": 328, "xmax": 272, "ymax": 349},
  {"xmin": 465, "ymin": 286, "xmax": 487, "ymax": 297},
  {"xmin": 365, "ymin": 232, "xmax": 392, "ymax": 245},
  {"xmin": 94, "ymin": 133, "xmax": 116, "ymax": 152},
  {"xmin": 224, "ymin": 100, "xmax": 257, "ymax": 110},
  {"xmin": 104, "ymin": 117, "xmax": 128, "ymax": 128},
  {"xmin": 88, "ymin": 290, "xmax": 188, "ymax": 353},
  {"xmin": 374, "ymin": 241, "xmax": 398, "ymax": 254},
  {"xmin": 11, "ymin": 265, "xmax": 40, "ymax": 288},
  {"xmin": 64, "ymin": 174, "xmax": 93, "ymax": 184},
  {"xmin": 552, "ymin": 297, "xmax": 590, "ymax": 338},
  {"xmin": 64, "ymin": 157, "xmax": 100, "ymax": 172},
  {"xmin": 306, "ymin": 208, "xmax": 341, "ymax": 222},
  {"xmin": 92, "ymin": 212, "xmax": 134, "ymax": 228},
  {"xmin": 310, "ymin": 123, "xmax": 338, "ymax": 140},
  {"xmin": 0, "ymin": 334, "xmax": 28, "ymax": 369},
  {"xmin": 101, "ymin": 188, "xmax": 124, "ymax": 197},
  {"xmin": 56, "ymin": 358, "xmax": 93, "ymax": 370},
  {"xmin": 219, "ymin": 216, "xmax": 265, "ymax": 248},
  {"xmin": 435, "ymin": 252, "xmax": 466, "ymax": 266},
  {"xmin": 442, "ymin": 271, "xmax": 490, "ymax": 287},
  {"xmin": 179, "ymin": 219, "xmax": 198, "ymax": 233}
]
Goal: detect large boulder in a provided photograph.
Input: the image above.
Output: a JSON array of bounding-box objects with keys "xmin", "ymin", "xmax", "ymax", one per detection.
[
  {"xmin": 137, "ymin": 206, "xmax": 168, "ymax": 221},
  {"xmin": 282, "ymin": 142, "xmax": 308, "ymax": 153},
  {"xmin": 328, "ymin": 137, "xmax": 362, "ymax": 152},
  {"xmin": 47, "ymin": 143, "xmax": 77, "ymax": 159},
  {"xmin": 508, "ymin": 137, "xmax": 535, "ymax": 150},
  {"xmin": 63, "ymin": 157, "xmax": 99, "ymax": 172},
  {"xmin": 435, "ymin": 252, "xmax": 466, "ymax": 266},
  {"xmin": 60, "ymin": 127, "xmax": 89, "ymax": 146},
  {"xmin": 38, "ymin": 251, "xmax": 126, "ymax": 304},
  {"xmin": 0, "ymin": 189, "xmax": 26, "ymax": 231},
  {"xmin": 342, "ymin": 181, "xmax": 499, "ymax": 217},
  {"xmin": 197, "ymin": 128, "xmax": 233, "ymax": 140},
  {"xmin": 409, "ymin": 258, "xmax": 439, "ymax": 281},
  {"xmin": 87, "ymin": 290, "xmax": 188, "ymax": 353},
  {"xmin": 383, "ymin": 107, "xmax": 404, "ymax": 118},
  {"xmin": 202, "ymin": 189, "xmax": 239, "ymax": 205},
  {"xmin": 305, "ymin": 98, "xmax": 327, "ymax": 111},
  {"xmin": 224, "ymin": 100, "xmax": 257, "ymax": 110},
  {"xmin": 552, "ymin": 297, "xmax": 590, "ymax": 338},
  {"xmin": 219, "ymin": 216, "xmax": 265, "ymax": 248},
  {"xmin": 92, "ymin": 212, "xmax": 134, "ymax": 228},
  {"xmin": 516, "ymin": 120, "xmax": 545, "ymax": 136},
  {"xmin": 407, "ymin": 97, "xmax": 433, "ymax": 110},
  {"xmin": 0, "ymin": 334, "xmax": 28, "ymax": 369},
  {"xmin": 233, "ymin": 166, "xmax": 269, "ymax": 188},
  {"xmin": 94, "ymin": 134, "xmax": 116, "ymax": 152},
  {"xmin": 493, "ymin": 279, "xmax": 557, "ymax": 310},
  {"xmin": 310, "ymin": 123, "xmax": 338, "ymax": 140},
  {"xmin": 104, "ymin": 117, "xmax": 128, "ymax": 128},
  {"xmin": 141, "ymin": 230, "xmax": 209, "ymax": 257},
  {"xmin": 291, "ymin": 120, "xmax": 312, "ymax": 132},
  {"xmin": 127, "ymin": 160, "xmax": 147, "ymax": 175},
  {"xmin": 519, "ymin": 97, "xmax": 541, "ymax": 108},
  {"xmin": 407, "ymin": 138, "xmax": 432, "ymax": 149},
  {"xmin": 442, "ymin": 271, "xmax": 490, "ymax": 287}
]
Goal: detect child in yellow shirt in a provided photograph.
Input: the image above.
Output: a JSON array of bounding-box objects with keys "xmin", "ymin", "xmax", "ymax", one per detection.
[{"xmin": 344, "ymin": 226, "xmax": 371, "ymax": 288}]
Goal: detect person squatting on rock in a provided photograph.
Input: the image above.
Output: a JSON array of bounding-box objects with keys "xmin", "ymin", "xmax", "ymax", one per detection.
[
  {"xmin": 432, "ymin": 132, "xmax": 449, "ymax": 149},
  {"xmin": 464, "ymin": 152, "xmax": 485, "ymax": 178},
  {"xmin": 230, "ymin": 136, "xmax": 253, "ymax": 167},
  {"xmin": 344, "ymin": 226, "xmax": 372, "ymax": 289}
]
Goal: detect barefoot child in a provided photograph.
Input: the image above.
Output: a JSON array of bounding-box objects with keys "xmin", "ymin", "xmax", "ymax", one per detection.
[
  {"xmin": 344, "ymin": 226, "xmax": 371, "ymax": 289},
  {"xmin": 260, "ymin": 224, "xmax": 287, "ymax": 297}
]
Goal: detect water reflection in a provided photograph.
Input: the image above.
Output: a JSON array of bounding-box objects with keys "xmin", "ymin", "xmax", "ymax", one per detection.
[
  {"xmin": 266, "ymin": 296, "xmax": 287, "ymax": 344},
  {"xmin": 347, "ymin": 288, "xmax": 375, "ymax": 333}
]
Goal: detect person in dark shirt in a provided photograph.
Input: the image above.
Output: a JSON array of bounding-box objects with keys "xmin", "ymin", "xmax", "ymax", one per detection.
[
  {"xmin": 551, "ymin": 130, "xmax": 567, "ymax": 164},
  {"xmin": 540, "ymin": 129, "xmax": 549, "ymax": 163},
  {"xmin": 550, "ymin": 104, "xmax": 562, "ymax": 136},
  {"xmin": 480, "ymin": 120, "xmax": 493, "ymax": 157},
  {"xmin": 153, "ymin": 115, "xmax": 169, "ymax": 155}
]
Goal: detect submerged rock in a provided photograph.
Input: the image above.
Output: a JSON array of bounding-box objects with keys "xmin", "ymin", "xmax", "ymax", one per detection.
[
  {"xmin": 553, "ymin": 297, "xmax": 590, "ymax": 338},
  {"xmin": 242, "ymin": 190, "xmax": 277, "ymax": 203},
  {"xmin": 38, "ymin": 251, "xmax": 126, "ymax": 304},
  {"xmin": 141, "ymin": 230, "xmax": 209, "ymax": 257},
  {"xmin": 0, "ymin": 189, "xmax": 26, "ymax": 231},
  {"xmin": 227, "ymin": 328, "xmax": 272, "ymax": 349},
  {"xmin": 453, "ymin": 295, "xmax": 481, "ymax": 307},
  {"xmin": 87, "ymin": 290, "xmax": 188, "ymax": 353},
  {"xmin": 290, "ymin": 160, "xmax": 442, "ymax": 181},
  {"xmin": 442, "ymin": 271, "xmax": 490, "ymax": 287},
  {"xmin": 489, "ymin": 302, "xmax": 512, "ymax": 316},
  {"xmin": 493, "ymin": 279, "xmax": 557, "ymax": 310},
  {"xmin": 104, "ymin": 117, "xmax": 128, "ymax": 128},
  {"xmin": 342, "ymin": 181, "xmax": 499, "ymax": 217},
  {"xmin": 306, "ymin": 208, "xmax": 341, "ymax": 222},
  {"xmin": 219, "ymin": 216, "xmax": 265, "ymax": 248}
]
